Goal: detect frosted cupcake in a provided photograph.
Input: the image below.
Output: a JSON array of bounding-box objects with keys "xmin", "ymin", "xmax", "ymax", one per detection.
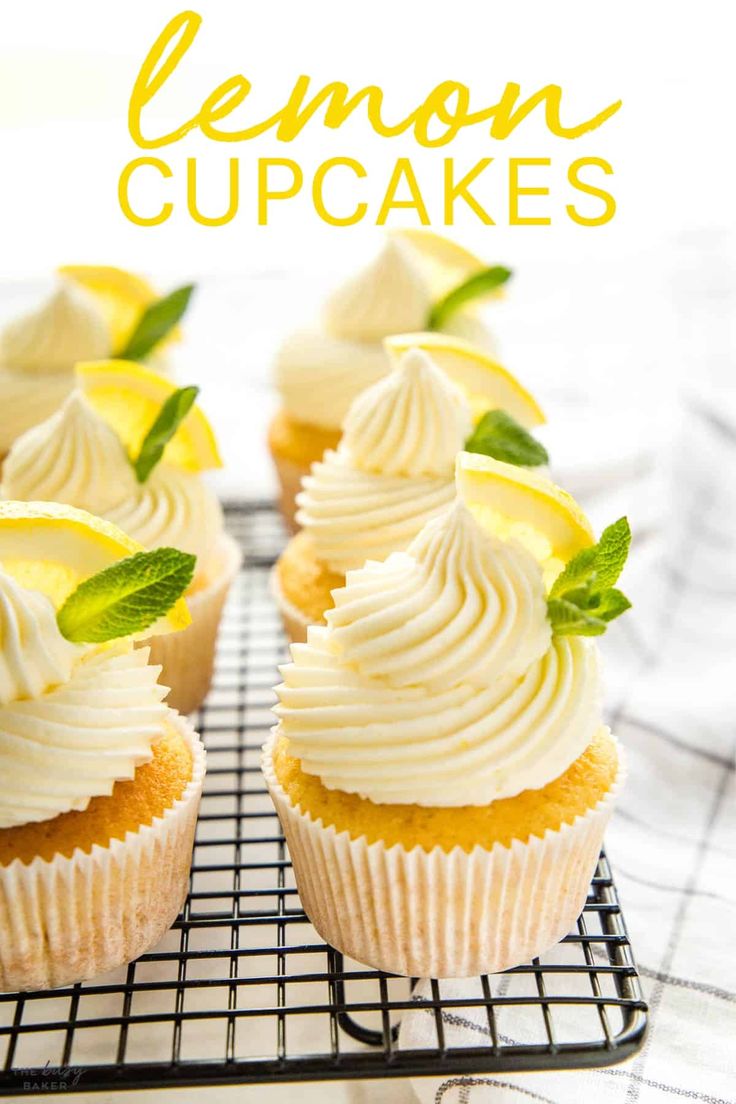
[
  {"xmin": 0, "ymin": 500, "xmax": 205, "ymax": 991},
  {"xmin": 0, "ymin": 268, "xmax": 192, "ymax": 458},
  {"xmin": 1, "ymin": 361, "xmax": 240, "ymax": 714},
  {"xmin": 273, "ymin": 343, "xmax": 546, "ymax": 642},
  {"xmin": 264, "ymin": 460, "xmax": 631, "ymax": 977},
  {"xmin": 274, "ymin": 348, "xmax": 470, "ymax": 641},
  {"xmin": 270, "ymin": 230, "xmax": 511, "ymax": 529}
]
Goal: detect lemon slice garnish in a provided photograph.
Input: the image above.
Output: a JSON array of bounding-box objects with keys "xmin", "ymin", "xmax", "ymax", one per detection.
[
  {"xmin": 385, "ymin": 333, "xmax": 544, "ymax": 428},
  {"xmin": 389, "ymin": 229, "xmax": 504, "ymax": 302},
  {"xmin": 58, "ymin": 265, "xmax": 178, "ymax": 354},
  {"xmin": 456, "ymin": 451, "xmax": 594, "ymax": 577},
  {"xmin": 0, "ymin": 500, "xmax": 190, "ymax": 634},
  {"xmin": 76, "ymin": 360, "xmax": 222, "ymax": 473}
]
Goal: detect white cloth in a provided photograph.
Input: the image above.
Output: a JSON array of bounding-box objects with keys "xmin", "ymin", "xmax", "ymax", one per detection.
[{"xmin": 400, "ymin": 402, "xmax": 736, "ymax": 1103}]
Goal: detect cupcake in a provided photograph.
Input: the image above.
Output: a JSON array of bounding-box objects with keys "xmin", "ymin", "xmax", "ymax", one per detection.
[
  {"xmin": 264, "ymin": 459, "xmax": 631, "ymax": 977},
  {"xmin": 273, "ymin": 342, "xmax": 545, "ymax": 642},
  {"xmin": 0, "ymin": 267, "xmax": 192, "ymax": 459},
  {"xmin": 0, "ymin": 361, "xmax": 240, "ymax": 714},
  {"xmin": 270, "ymin": 230, "xmax": 511, "ymax": 529},
  {"xmin": 273, "ymin": 347, "xmax": 471, "ymax": 642},
  {"xmin": 0, "ymin": 500, "xmax": 205, "ymax": 991}
]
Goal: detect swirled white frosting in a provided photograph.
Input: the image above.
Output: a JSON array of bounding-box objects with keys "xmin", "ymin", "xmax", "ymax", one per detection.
[
  {"xmin": 0, "ymin": 570, "xmax": 81, "ymax": 707},
  {"xmin": 0, "ymin": 281, "xmax": 110, "ymax": 375},
  {"xmin": 1, "ymin": 392, "xmax": 136, "ymax": 516},
  {"xmin": 1, "ymin": 390, "xmax": 223, "ymax": 579},
  {"xmin": 0, "ymin": 372, "xmax": 77, "ymax": 456},
  {"xmin": 296, "ymin": 350, "xmax": 470, "ymax": 572},
  {"xmin": 275, "ymin": 505, "xmax": 602, "ymax": 807},
  {"xmin": 0, "ymin": 567, "xmax": 169, "ymax": 828},
  {"xmin": 326, "ymin": 502, "xmax": 550, "ymax": 689},
  {"xmin": 341, "ymin": 349, "xmax": 471, "ymax": 477},
  {"xmin": 0, "ymin": 280, "xmax": 111, "ymax": 455},
  {"xmin": 107, "ymin": 465, "xmax": 224, "ymax": 569},
  {"xmin": 323, "ymin": 238, "xmax": 431, "ymax": 342},
  {"xmin": 275, "ymin": 239, "xmax": 494, "ymax": 431},
  {"xmin": 275, "ymin": 330, "xmax": 388, "ymax": 431}
]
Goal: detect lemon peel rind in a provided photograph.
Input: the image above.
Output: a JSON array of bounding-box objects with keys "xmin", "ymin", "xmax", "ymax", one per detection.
[
  {"xmin": 75, "ymin": 359, "xmax": 223, "ymax": 472},
  {"xmin": 455, "ymin": 452, "xmax": 595, "ymax": 563},
  {"xmin": 0, "ymin": 501, "xmax": 190, "ymax": 636},
  {"xmin": 385, "ymin": 332, "xmax": 546, "ymax": 428}
]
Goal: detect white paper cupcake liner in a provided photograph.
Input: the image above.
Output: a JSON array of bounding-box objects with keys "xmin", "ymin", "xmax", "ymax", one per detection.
[
  {"xmin": 147, "ymin": 532, "xmax": 242, "ymax": 714},
  {"xmin": 269, "ymin": 565, "xmax": 312, "ymax": 644},
  {"xmin": 262, "ymin": 733, "xmax": 624, "ymax": 978},
  {"xmin": 0, "ymin": 713, "xmax": 206, "ymax": 992},
  {"xmin": 270, "ymin": 450, "xmax": 309, "ymax": 534}
]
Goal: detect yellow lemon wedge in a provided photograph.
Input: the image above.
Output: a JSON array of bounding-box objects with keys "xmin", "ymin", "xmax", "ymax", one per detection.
[
  {"xmin": 0, "ymin": 501, "xmax": 190, "ymax": 634},
  {"xmin": 385, "ymin": 333, "xmax": 545, "ymax": 428},
  {"xmin": 389, "ymin": 228, "xmax": 503, "ymax": 301},
  {"xmin": 456, "ymin": 451, "xmax": 594, "ymax": 580},
  {"xmin": 76, "ymin": 360, "xmax": 222, "ymax": 473},
  {"xmin": 58, "ymin": 265, "xmax": 175, "ymax": 354}
]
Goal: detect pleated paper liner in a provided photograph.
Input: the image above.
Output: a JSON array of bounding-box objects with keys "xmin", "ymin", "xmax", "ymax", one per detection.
[
  {"xmin": 0, "ymin": 713, "xmax": 206, "ymax": 992},
  {"xmin": 269, "ymin": 565, "xmax": 312, "ymax": 644},
  {"xmin": 262, "ymin": 732, "xmax": 623, "ymax": 979},
  {"xmin": 270, "ymin": 450, "xmax": 309, "ymax": 534},
  {"xmin": 148, "ymin": 533, "xmax": 242, "ymax": 714}
]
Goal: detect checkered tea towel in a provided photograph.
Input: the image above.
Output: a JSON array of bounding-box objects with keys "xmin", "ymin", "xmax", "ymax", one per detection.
[{"xmin": 400, "ymin": 403, "xmax": 736, "ymax": 1104}]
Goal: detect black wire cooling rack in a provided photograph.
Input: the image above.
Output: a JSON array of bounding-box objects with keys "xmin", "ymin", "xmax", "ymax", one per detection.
[{"xmin": 0, "ymin": 503, "xmax": 647, "ymax": 1094}]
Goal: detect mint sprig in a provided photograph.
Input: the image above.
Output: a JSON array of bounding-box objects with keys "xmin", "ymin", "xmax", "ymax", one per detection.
[
  {"xmin": 57, "ymin": 547, "xmax": 195, "ymax": 643},
  {"xmin": 117, "ymin": 284, "xmax": 195, "ymax": 361},
  {"xmin": 428, "ymin": 266, "xmax": 512, "ymax": 330},
  {"xmin": 547, "ymin": 517, "xmax": 632, "ymax": 637},
  {"xmin": 132, "ymin": 385, "xmax": 199, "ymax": 483},
  {"xmin": 465, "ymin": 410, "xmax": 548, "ymax": 468}
]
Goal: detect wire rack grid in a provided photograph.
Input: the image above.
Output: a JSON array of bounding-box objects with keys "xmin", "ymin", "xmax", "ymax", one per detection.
[{"xmin": 0, "ymin": 503, "xmax": 647, "ymax": 1094}]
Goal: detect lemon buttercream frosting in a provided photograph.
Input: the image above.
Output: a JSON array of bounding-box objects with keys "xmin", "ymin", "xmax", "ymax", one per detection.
[
  {"xmin": 0, "ymin": 281, "xmax": 109, "ymax": 375},
  {"xmin": 1, "ymin": 391, "xmax": 223, "ymax": 578},
  {"xmin": 274, "ymin": 502, "xmax": 603, "ymax": 807},
  {"xmin": 0, "ymin": 569, "xmax": 81, "ymax": 707},
  {"xmin": 0, "ymin": 568, "xmax": 169, "ymax": 828},
  {"xmin": 275, "ymin": 238, "xmax": 494, "ymax": 432},
  {"xmin": 325, "ymin": 502, "xmax": 551, "ymax": 688},
  {"xmin": 0, "ymin": 281, "xmax": 111, "ymax": 453},
  {"xmin": 2, "ymin": 391, "xmax": 136, "ymax": 516},
  {"xmin": 296, "ymin": 348, "xmax": 471, "ymax": 573},
  {"xmin": 107, "ymin": 464, "xmax": 224, "ymax": 571}
]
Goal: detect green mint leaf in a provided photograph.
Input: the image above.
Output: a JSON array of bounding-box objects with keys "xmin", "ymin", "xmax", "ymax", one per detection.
[
  {"xmin": 548, "ymin": 516, "xmax": 632, "ymax": 637},
  {"xmin": 428, "ymin": 266, "xmax": 512, "ymax": 330},
  {"xmin": 588, "ymin": 587, "xmax": 632, "ymax": 623},
  {"xmin": 117, "ymin": 284, "xmax": 195, "ymax": 360},
  {"xmin": 133, "ymin": 385, "xmax": 199, "ymax": 483},
  {"xmin": 593, "ymin": 517, "xmax": 631, "ymax": 589},
  {"xmin": 465, "ymin": 409, "xmax": 548, "ymax": 467},
  {"xmin": 547, "ymin": 598, "xmax": 608, "ymax": 637},
  {"xmin": 549, "ymin": 546, "xmax": 598, "ymax": 600},
  {"xmin": 57, "ymin": 547, "xmax": 195, "ymax": 643}
]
